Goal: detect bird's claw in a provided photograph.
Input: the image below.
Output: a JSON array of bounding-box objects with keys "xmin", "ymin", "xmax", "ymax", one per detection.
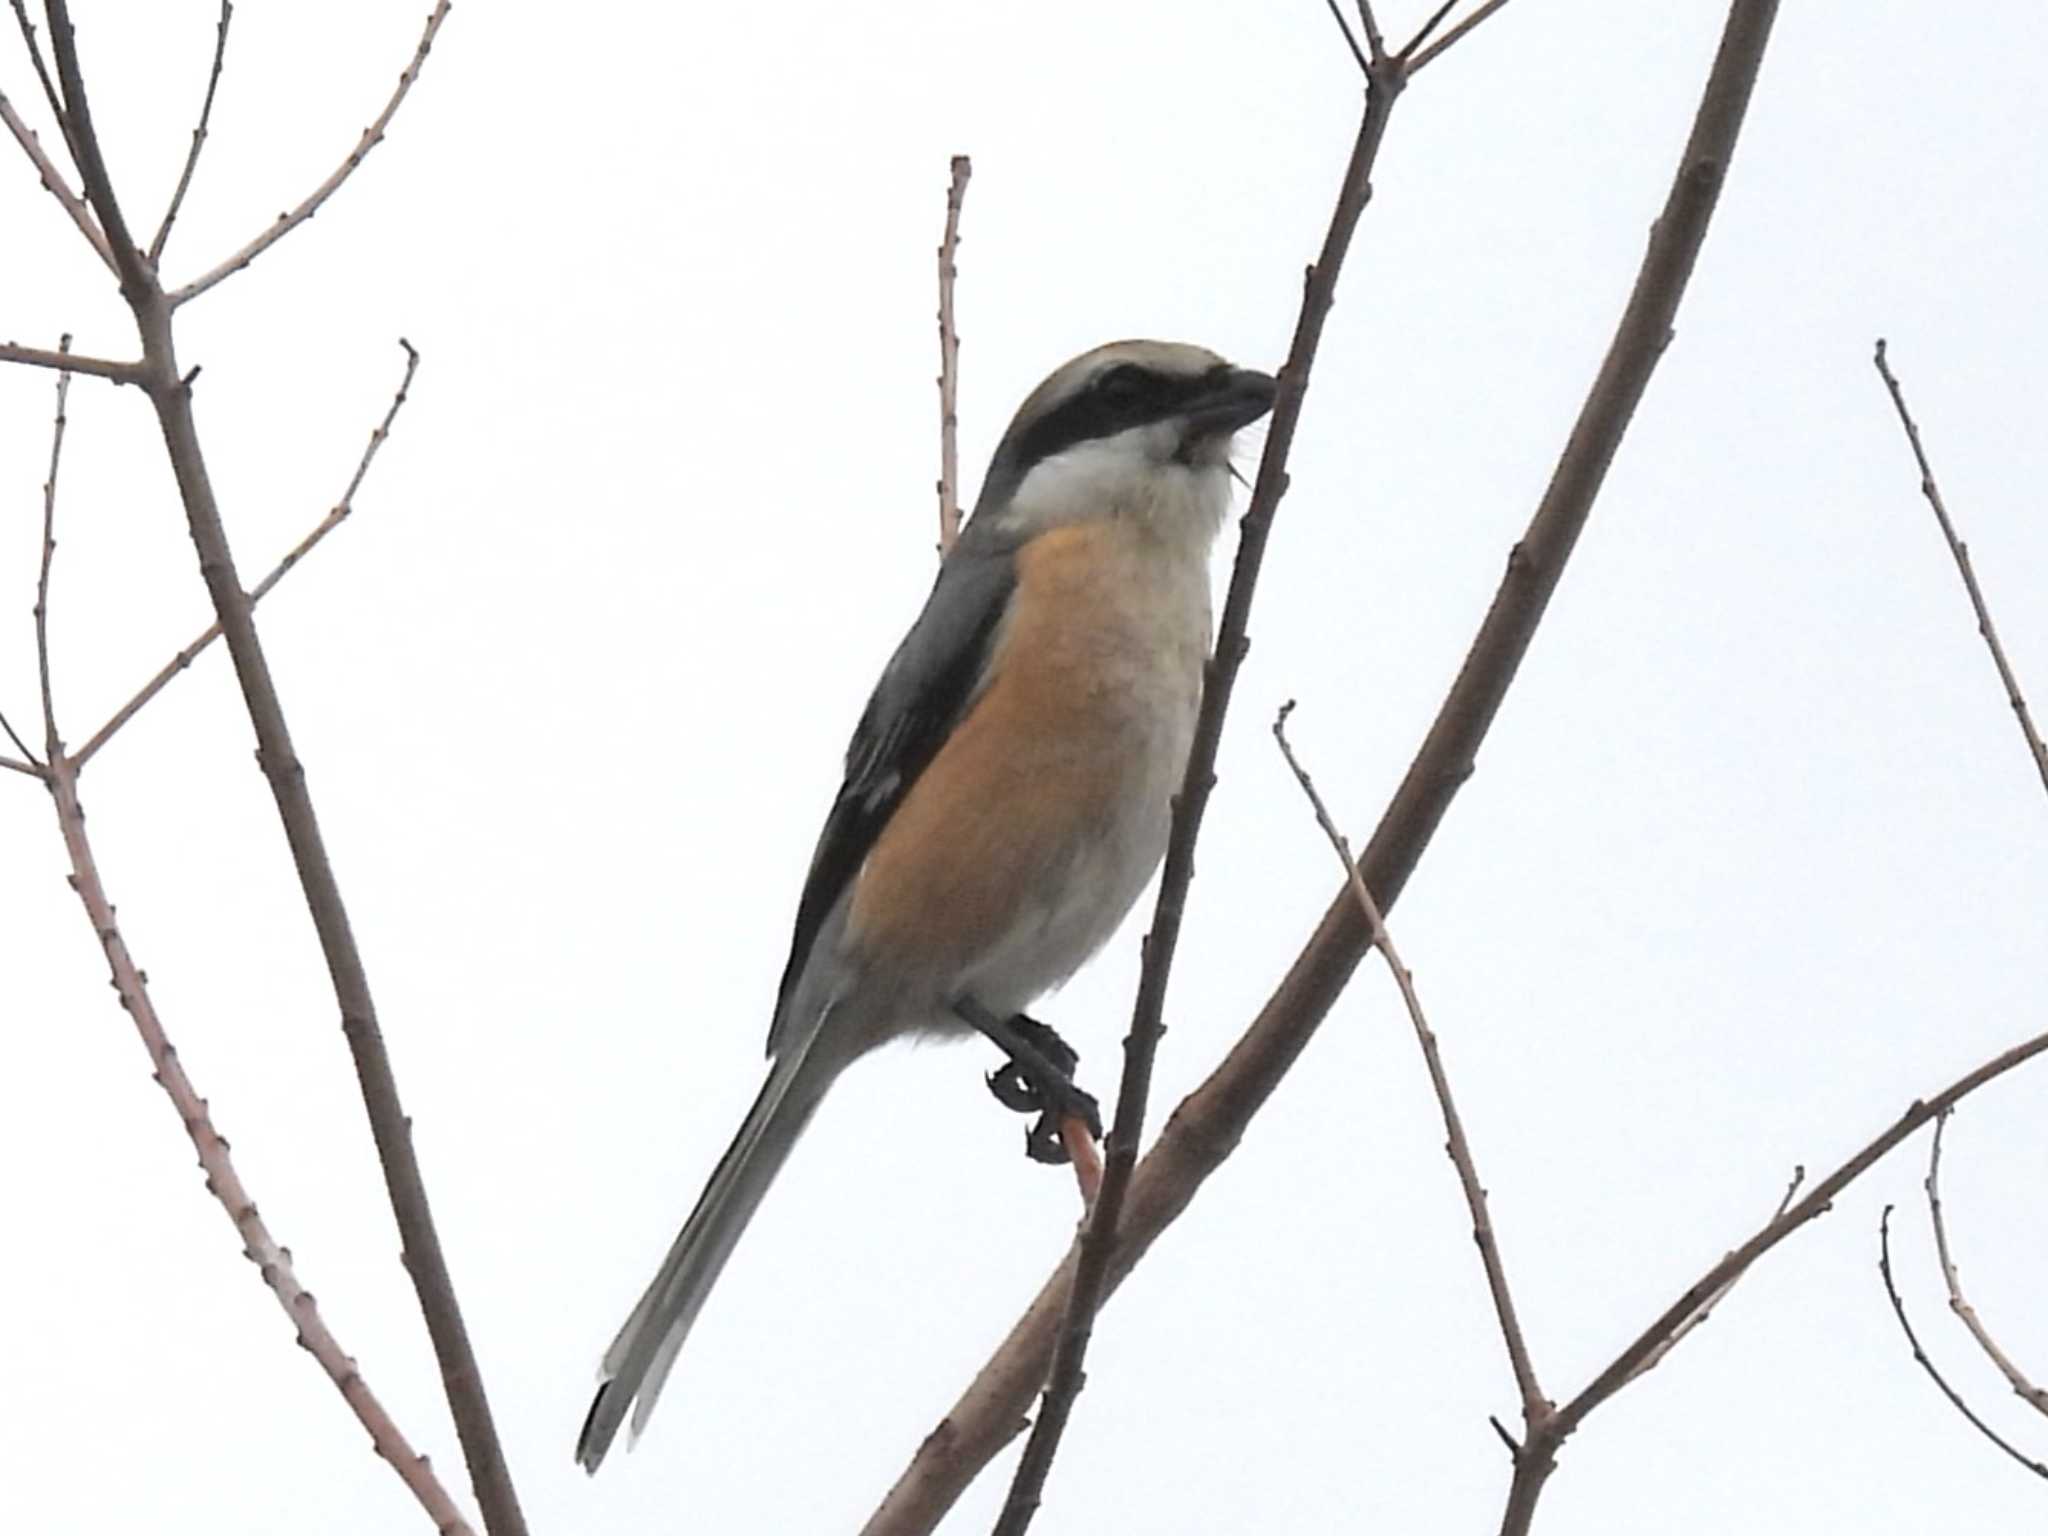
[
  {"xmin": 985, "ymin": 1064, "xmax": 1100, "ymax": 1164},
  {"xmin": 1007, "ymin": 1013, "xmax": 1081, "ymax": 1081},
  {"xmin": 956, "ymin": 999, "xmax": 1102, "ymax": 1168},
  {"xmin": 985, "ymin": 1061, "xmax": 1042, "ymax": 1114},
  {"xmin": 969, "ymin": 1010, "xmax": 1100, "ymax": 1165},
  {"xmin": 1021, "ymin": 1082, "xmax": 1103, "ymax": 1165}
]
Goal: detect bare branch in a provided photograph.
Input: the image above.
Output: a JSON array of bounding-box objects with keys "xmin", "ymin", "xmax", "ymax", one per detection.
[
  {"xmin": 1321, "ymin": 0, "xmax": 1369, "ymax": 74},
  {"xmin": 168, "ymin": 1, "xmax": 450, "ymax": 308},
  {"xmin": 1880, "ymin": 1205, "xmax": 2048, "ymax": 1481},
  {"xmin": 1776, "ymin": 1161, "xmax": 1809, "ymax": 1215},
  {"xmin": 871, "ymin": 6, "xmax": 1784, "ymax": 1532},
  {"xmin": 73, "ymin": 338, "xmax": 421, "ymax": 770},
  {"xmin": 40, "ymin": 8, "xmax": 524, "ymax": 1529},
  {"xmin": 1556, "ymin": 1039, "xmax": 2048, "ymax": 1437},
  {"xmin": 986, "ymin": 53, "xmax": 1413, "ymax": 1536},
  {"xmin": 43, "ymin": 749, "xmax": 482, "ymax": 1531},
  {"xmin": 0, "ymin": 325, "xmax": 58, "ymax": 780},
  {"xmin": 1409, "ymin": 0, "xmax": 1518, "ymax": 72},
  {"xmin": 0, "ymin": 339, "xmax": 142, "ymax": 384},
  {"xmin": 135, "ymin": 323, "xmax": 528, "ymax": 1532},
  {"xmin": 147, "ymin": 0, "xmax": 233, "ymax": 265},
  {"xmin": 9, "ymin": 0, "xmax": 74, "ymax": 159},
  {"xmin": 0, "ymin": 714, "xmax": 39, "ymax": 772},
  {"xmin": 40, "ymin": 0, "xmax": 150, "ymax": 300},
  {"xmin": 1272, "ymin": 699, "xmax": 1547, "ymax": 1424},
  {"xmin": 1397, "ymin": 0, "xmax": 1463, "ymax": 63},
  {"xmin": 1353, "ymin": 0, "xmax": 1387, "ymax": 63},
  {"xmin": 33, "ymin": 333, "xmax": 71, "ymax": 759},
  {"xmin": 1617, "ymin": 1164, "xmax": 1804, "ymax": 1390},
  {"xmin": 0, "ymin": 86, "xmax": 115, "ymax": 270},
  {"xmin": 1872, "ymin": 339, "xmax": 2048, "ymax": 800},
  {"xmin": 934, "ymin": 154, "xmax": 969, "ymax": 554},
  {"xmin": 11, "ymin": 304, "xmax": 465, "ymax": 1526},
  {"xmin": 1497, "ymin": 1033, "xmax": 2048, "ymax": 1536},
  {"xmin": 1926, "ymin": 1111, "xmax": 2048, "ymax": 1418}
]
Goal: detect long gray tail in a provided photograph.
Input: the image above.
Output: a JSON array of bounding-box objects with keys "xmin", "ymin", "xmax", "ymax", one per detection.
[{"xmin": 576, "ymin": 1044, "xmax": 831, "ymax": 1471}]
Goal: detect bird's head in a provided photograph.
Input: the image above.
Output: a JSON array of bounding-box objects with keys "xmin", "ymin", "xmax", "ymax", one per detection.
[{"xmin": 969, "ymin": 340, "xmax": 1276, "ymax": 550}]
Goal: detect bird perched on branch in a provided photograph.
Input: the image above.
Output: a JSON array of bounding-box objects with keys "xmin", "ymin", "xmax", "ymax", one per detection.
[{"xmin": 577, "ymin": 339, "xmax": 1275, "ymax": 1471}]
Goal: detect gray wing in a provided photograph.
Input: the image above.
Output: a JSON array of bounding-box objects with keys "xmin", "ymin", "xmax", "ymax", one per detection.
[{"xmin": 766, "ymin": 538, "xmax": 1018, "ymax": 1055}]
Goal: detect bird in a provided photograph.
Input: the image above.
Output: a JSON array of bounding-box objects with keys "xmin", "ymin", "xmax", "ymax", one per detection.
[{"xmin": 576, "ymin": 339, "xmax": 1276, "ymax": 1471}]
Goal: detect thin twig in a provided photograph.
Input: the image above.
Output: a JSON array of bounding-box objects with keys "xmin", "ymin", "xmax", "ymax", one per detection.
[
  {"xmin": 1409, "ymin": 0, "xmax": 1518, "ymax": 72},
  {"xmin": 41, "ymin": 7, "xmax": 524, "ymax": 1531},
  {"xmin": 167, "ymin": 0, "xmax": 450, "ymax": 308},
  {"xmin": 0, "ymin": 340, "xmax": 142, "ymax": 384},
  {"xmin": 1617, "ymin": 1164, "xmax": 1805, "ymax": 1389},
  {"xmin": 33, "ymin": 334, "xmax": 71, "ymax": 759},
  {"xmin": 987, "ymin": 48, "xmax": 1413, "ymax": 1536},
  {"xmin": 868, "ymin": 6, "xmax": 1782, "ymax": 1533},
  {"xmin": 1397, "ymin": 0, "xmax": 1463, "ymax": 62},
  {"xmin": 1272, "ymin": 700, "xmax": 1547, "ymax": 1425},
  {"xmin": 0, "ymin": 87, "xmax": 115, "ymax": 271},
  {"xmin": 43, "ymin": 749, "xmax": 481, "ymax": 1532},
  {"xmin": 1775, "ymin": 1161, "xmax": 1808, "ymax": 1216},
  {"xmin": 0, "ymin": 712, "xmax": 39, "ymax": 771},
  {"xmin": 1872, "ymin": 339, "xmax": 2048, "ymax": 800},
  {"xmin": 1528, "ymin": 1035, "xmax": 2048, "ymax": 1502},
  {"xmin": 1322, "ymin": 0, "xmax": 1369, "ymax": 73},
  {"xmin": 73, "ymin": 339, "xmax": 420, "ymax": 770},
  {"xmin": 1880, "ymin": 1205, "xmax": 2048, "ymax": 1480},
  {"xmin": 9, "ymin": 0, "xmax": 73, "ymax": 159},
  {"xmin": 1926, "ymin": 1111, "xmax": 2048, "ymax": 1417},
  {"xmin": 934, "ymin": 154, "xmax": 969, "ymax": 554},
  {"xmin": 148, "ymin": 0, "xmax": 233, "ymax": 265},
  {"xmin": 39, "ymin": 1, "xmax": 148, "ymax": 300},
  {"xmin": 1353, "ymin": 0, "xmax": 1387, "ymax": 63},
  {"xmin": 23, "ymin": 359, "xmax": 470, "ymax": 1525}
]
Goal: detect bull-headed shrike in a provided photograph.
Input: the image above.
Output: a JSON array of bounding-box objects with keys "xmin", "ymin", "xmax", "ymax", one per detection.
[{"xmin": 577, "ymin": 339, "xmax": 1275, "ymax": 1470}]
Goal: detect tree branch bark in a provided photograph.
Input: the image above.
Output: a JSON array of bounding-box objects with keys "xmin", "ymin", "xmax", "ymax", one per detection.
[
  {"xmin": 867, "ymin": 4, "xmax": 1782, "ymax": 1530},
  {"xmin": 39, "ymin": 7, "xmax": 526, "ymax": 1532},
  {"xmin": 1872, "ymin": 339, "xmax": 2048, "ymax": 800},
  {"xmin": 988, "ymin": 44, "xmax": 1411, "ymax": 1536}
]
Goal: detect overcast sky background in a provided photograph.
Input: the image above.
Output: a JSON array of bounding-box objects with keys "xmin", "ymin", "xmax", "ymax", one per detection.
[{"xmin": 3, "ymin": 3, "xmax": 2045, "ymax": 1532}]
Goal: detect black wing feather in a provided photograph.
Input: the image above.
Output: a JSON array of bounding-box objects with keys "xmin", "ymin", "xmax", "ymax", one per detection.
[{"xmin": 768, "ymin": 550, "xmax": 1017, "ymax": 1048}]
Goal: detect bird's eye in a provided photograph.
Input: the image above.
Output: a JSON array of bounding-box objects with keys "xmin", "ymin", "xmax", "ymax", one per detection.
[{"xmin": 1094, "ymin": 364, "xmax": 1153, "ymax": 409}]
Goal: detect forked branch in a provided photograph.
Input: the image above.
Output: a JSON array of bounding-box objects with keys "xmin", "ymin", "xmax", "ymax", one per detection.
[
  {"xmin": 44, "ymin": 748, "xmax": 484, "ymax": 1532},
  {"xmin": 72, "ymin": 339, "xmax": 420, "ymax": 769},
  {"xmin": 987, "ymin": 40, "xmax": 1414, "ymax": 1536},
  {"xmin": 37, "ymin": 5, "xmax": 526, "ymax": 1531},
  {"xmin": 868, "ymin": 5, "xmax": 1784, "ymax": 1532},
  {"xmin": 147, "ymin": 0, "xmax": 233, "ymax": 264},
  {"xmin": 1273, "ymin": 700, "xmax": 1545, "ymax": 1424},
  {"xmin": 13, "ymin": 323, "xmax": 474, "ymax": 1533},
  {"xmin": 168, "ymin": 1, "xmax": 450, "ymax": 307},
  {"xmin": 0, "ymin": 83, "xmax": 115, "ymax": 269},
  {"xmin": 1924, "ymin": 1112, "xmax": 2048, "ymax": 1421},
  {"xmin": 1880, "ymin": 1204, "xmax": 2048, "ymax": 1481}
]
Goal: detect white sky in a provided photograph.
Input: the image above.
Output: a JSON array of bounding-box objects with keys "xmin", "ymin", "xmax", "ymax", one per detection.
[{"xmin": 4, "ymin": 2, "xmax": 2045, "ymax": 1532}]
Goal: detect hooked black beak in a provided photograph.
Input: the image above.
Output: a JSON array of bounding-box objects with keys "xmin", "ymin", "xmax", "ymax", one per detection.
[{"xmin": 1184, "ymin": 366, "xmax": 1278, "ymax": 441}]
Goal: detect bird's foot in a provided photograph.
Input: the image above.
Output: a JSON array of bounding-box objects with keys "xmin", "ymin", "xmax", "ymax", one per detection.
[
  {"xmin": 985, "ymin": 1013, "xmax": 1080, "ymax": 1109},
  {"xmin": 953, "ymin": 999, "xmax": 1103, "ymax": 1166}
]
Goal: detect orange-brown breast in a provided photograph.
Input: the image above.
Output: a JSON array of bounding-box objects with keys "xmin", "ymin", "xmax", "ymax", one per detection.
[{"xmin": 843, "ymin": 520, "xmax": 1205, "ymax": 996}]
